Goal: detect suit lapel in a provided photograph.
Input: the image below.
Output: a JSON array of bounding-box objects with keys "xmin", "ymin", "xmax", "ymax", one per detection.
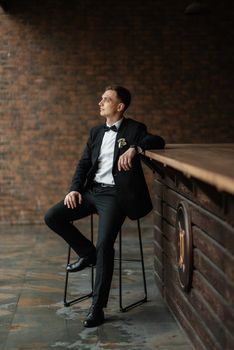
[
  {"xmin": 113, "ymin": 117, "xmax": 128, "ymax": 166},
  {"xmin": 93, "ymin": 127, "xmax": 105, "ymax": 162}
]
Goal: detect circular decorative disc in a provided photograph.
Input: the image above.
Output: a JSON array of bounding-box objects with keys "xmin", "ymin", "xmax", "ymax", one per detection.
[{"xmin": 176, "ymin": 201, "xmax": 193, "ymax": 292}]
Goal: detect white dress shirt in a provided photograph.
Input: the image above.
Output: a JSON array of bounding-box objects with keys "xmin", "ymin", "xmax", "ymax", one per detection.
[{"xmin": 94, "ymin": 118, "xmax": 123, "ymax": 185}]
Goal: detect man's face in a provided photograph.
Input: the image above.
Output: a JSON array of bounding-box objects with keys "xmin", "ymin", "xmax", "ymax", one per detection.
[{"xmin": 99, "ymin": 90, "xmax": 123, "ymax": 118}]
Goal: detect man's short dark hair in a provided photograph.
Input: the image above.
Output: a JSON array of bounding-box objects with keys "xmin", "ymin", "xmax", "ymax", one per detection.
[{"xmin": 105, "ymin": 85, "xmax": 131, "ymax": 111}]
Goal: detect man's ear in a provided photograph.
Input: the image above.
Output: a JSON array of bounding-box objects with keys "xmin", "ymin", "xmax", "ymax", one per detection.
[{"xmin": 117, "ymin": 103, "xmax": 125, "ymax": 112}]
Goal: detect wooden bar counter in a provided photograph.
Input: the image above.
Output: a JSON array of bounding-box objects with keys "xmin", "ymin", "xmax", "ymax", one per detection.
[{"xmin": 144, "ymin": 144, "xmax": 234, "ymax": 350}]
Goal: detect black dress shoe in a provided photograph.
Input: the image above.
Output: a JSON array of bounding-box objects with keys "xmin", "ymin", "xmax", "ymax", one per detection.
[
  {"xmin": 83, "ymin": 304, "xmax": 104, "ymax": 327},
  {"xmin": 66, "ymin": 254, "xmax": 96, "ymax": 273}
]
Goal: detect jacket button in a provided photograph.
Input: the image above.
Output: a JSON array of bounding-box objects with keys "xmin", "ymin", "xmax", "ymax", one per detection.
[{"xmin": 113, "ymin": 173, "xmax": 117, "ymax": 177}]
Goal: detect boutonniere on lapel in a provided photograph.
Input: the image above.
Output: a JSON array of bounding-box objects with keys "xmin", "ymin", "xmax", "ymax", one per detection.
[{"xmin": 117, "ymin": 138, "xmax": 127, "ymax": 149}]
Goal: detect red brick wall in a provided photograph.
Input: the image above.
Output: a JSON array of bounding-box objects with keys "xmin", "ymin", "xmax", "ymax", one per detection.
[{"xmin": 0, "ymin": 0, "xmax": 233, "ymax": 224}]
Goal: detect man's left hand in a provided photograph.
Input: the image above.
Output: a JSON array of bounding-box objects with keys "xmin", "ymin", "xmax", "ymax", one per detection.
[{"xmin": 118, "ymin": 147, "xmax": 137, "ymax": 171}]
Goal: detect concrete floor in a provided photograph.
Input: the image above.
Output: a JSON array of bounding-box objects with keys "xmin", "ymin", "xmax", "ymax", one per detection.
[{"xmin": 0, "ymin": 217, "xmax": 193, "ymax": 350}]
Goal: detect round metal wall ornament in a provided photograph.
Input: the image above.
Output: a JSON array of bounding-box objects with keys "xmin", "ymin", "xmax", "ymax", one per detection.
[{"xmin": 176, "ymin": 201, "xmax": 193, "ymax": 292}]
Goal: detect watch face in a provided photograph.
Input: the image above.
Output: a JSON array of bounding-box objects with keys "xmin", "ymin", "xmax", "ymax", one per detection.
[{"xmin": 137, "ymin": 146, "xmax": 143, "ymax": 154}]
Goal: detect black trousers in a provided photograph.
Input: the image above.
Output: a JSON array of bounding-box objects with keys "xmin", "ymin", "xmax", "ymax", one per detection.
[{"xmin": 44, "ymin": 185, "xmax": 126, "ymax": 308}]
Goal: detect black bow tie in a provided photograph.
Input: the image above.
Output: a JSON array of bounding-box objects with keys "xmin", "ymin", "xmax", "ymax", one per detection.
[{"xmin": 104, "ymin": 125, "xmax": 118, "ymax": 132}]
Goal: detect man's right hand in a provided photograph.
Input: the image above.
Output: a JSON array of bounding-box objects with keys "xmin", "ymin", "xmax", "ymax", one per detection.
[{"xmin": 64, "ymin": 191, "xmax": 82, "ymax": 209}]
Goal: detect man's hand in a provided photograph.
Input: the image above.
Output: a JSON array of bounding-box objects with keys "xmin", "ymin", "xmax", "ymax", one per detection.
[
  {"xmin": 118, "ymin": 147, "xmax": 137, "ymax": 171},
  {"xmin": 64, "ymin": 191, "xmax": 82, "ymax": 209}
]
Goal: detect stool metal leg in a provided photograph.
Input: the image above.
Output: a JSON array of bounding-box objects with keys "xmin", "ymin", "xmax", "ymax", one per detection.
[
  {"xmin": 119, "ymin": 219, "xmax": 147, "ymax": 312},
  {"xmin": 63, "ymin": 215, "xmax": 94, "ymax": 307}
]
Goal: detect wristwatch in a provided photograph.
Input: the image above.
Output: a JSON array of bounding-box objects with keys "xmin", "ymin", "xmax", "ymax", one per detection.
[{"xmin": 129, "ymin": 145, "xmax": 144, "ymax": 154}]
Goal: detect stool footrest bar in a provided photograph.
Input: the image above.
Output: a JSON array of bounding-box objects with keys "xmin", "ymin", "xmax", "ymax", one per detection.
[
  {"xmin": 64, "ymin": 292, "xmax": 93, "ymax": 307},
  {"xmin": 120, "ymin": 295, "xmax": 147, "ymax": 312}
]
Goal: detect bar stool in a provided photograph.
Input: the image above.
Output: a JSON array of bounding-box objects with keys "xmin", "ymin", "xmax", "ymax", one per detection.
[{"xmin": 63, "ymin": 215, "xmax": 147, "ymax": 312}]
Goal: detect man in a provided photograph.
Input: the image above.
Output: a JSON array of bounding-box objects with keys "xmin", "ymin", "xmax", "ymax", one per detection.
[{"xmin": 44, "ymin": 85, "xmax": 165, "ymax": 327}]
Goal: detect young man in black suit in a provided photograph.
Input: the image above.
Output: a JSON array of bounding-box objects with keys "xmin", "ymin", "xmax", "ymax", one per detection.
[{"xmin": 44, "ymin": 86, "xmax": 165, "ymax": 327}]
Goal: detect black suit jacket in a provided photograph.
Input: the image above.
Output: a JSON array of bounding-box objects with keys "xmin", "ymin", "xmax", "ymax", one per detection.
[{"xmin": 69, "ymin": 117, "xmax": 165, "ymax": 219}]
